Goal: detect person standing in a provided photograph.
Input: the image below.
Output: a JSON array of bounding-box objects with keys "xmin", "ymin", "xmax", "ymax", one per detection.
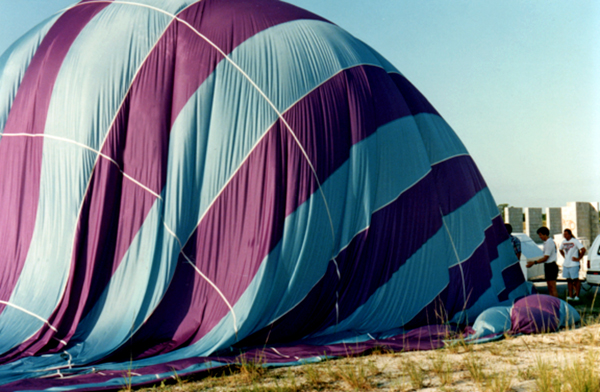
[
  {"xmin": 505, "ymin": 223, "xmax": 521, "ymax": 260},
  {"xmin": 527, "ymin": 227, "xmax": 558, "ymax": 297},
  {"xmin": 559, "ymin": 228, "xmax": 586, "ymax": 301}
]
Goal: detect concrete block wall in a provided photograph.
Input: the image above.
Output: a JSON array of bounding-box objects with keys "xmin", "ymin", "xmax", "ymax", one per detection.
[
  {"xmin": 502, "ymin": 202, "xmax": 598, "ymax": 244},
  {"xmin": 504, "ymin": 207, "xmax": 523, "ymax": 233},
  {"xmin": 524, "ymin": 208, "xmax": 543, "ymax": 243},
  {"xmin": 592, "ymin": 203, "xmax": 600, "ymax": 240},
  {"xmin": 561, "ymin": 202, "xmax": 600, "ymax": 243},
  {"xmin": 576, "ymin": 202, "xmax": 591, "ymax": 241},
  {"xmin": 546, "ymin": 207, "xmax": 562, "ymax": 236}
]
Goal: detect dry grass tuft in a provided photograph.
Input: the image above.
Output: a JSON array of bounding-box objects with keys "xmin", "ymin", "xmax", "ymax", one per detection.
[
  {"xmin": 133, "ymin": 321, "xmax": 600, "ymax": 392},
  {"xmin": 399, "ymin": 358, "xmax": 427, "ymax": 390}
]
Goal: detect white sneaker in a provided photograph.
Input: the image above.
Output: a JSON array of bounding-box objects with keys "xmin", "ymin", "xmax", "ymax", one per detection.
[
  {"xmin": 574, "ymin": 296, "xmax": 580, "ymax": 301},
  {"xmin": 567, "ymin": 296, "xmax": 573, "ymax": 300}
]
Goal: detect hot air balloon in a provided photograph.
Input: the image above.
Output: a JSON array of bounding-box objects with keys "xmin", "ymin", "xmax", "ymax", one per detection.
[{"xmin": 0, "ymin": 0, "xmax": 562, "ymax": 389}]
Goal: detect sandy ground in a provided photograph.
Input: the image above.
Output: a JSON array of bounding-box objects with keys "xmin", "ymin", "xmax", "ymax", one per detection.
[
  {"xmin": 139, "ymin": 323, "xmax": 600, "ymax": 391},
  {"xmin": 137, "ymin": 282, "xmax": 600, "ymax": 392}
]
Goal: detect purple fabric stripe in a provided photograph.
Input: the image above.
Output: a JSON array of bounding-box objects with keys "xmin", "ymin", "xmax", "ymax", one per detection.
[
  {"xmin": 388, "ymin": 73, "xmax": 440, "ymax": 117},
  {"xmin": 404, "ymin": 215, "xmax": 521, "ymax": 329},
  {"xmin": 24, "ymin": 0, "xmax": 329, "ymax": 356},
  {"xmin": 237, "ymin": 172, "xmax": 443, "ymax": 346},
  {"xmin": 0, "ymin": 11, "xmax": 176, "ymax": 361},
  {"xmin": 498, "ymin": 262, "xmax": 527, "ymax": 302},
  {"xmin": 237, "ymin": 155, "xmax": 490, "ymax": 346},
  {"xmin": 0, "ymin": 3, "xmax": 111, "ymax": 315},
  {"xmin": 170, "ymin": 0, "xmax": 328, "ymax": 128},
  {"xmin": 282, "ymin": 66, "xmax": 410, "ymax": 206},
  {"xmin": 431, "ymin": 155, "xmax": 487, "ymax": 215},
  {"xmin": 0, "ymin": 325, "xmax": 458, "ymax": 391},
  {"xmin": 106, "ymin": 65, "xmax": 418, "ymax": 359},
  {"xmin": 510, "ymin": 294, "xmax": 561, "ymax": 334}
]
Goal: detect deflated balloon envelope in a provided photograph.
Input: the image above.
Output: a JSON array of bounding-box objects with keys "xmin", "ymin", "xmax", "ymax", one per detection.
[{"xmin": 0, "ymin": 0, "xmax": 530, "ymax": 389}]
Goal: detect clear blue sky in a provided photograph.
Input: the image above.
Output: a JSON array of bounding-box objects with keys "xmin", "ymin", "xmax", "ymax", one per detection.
[{"xmin": 1, "ymin": 0, "xmax": 599, "ymax": 208}]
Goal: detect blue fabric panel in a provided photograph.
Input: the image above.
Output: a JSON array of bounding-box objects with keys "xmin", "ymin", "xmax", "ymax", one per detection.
[
  {"xmin": 227, "ymin": 20, "xmax": 384, "ymax": 114},
  {"xmin": 467, "ymin": 305, "xmax": 512, "ymax": 340},
  {"xmin": 69, "ymin": 18, "xmax": 390, "ymax": 363},
  {"xmin": 559, "ymin": 301, "xmax": 580, "ymax": 327},
  {"xmin": 443, "ymin": 188, "xmax": 500, "ymax": 264},
  {"xmin": 0, "ymin": 3, "xmax": 176, "ymax": 358},
  {"xmin": 412, "ymin": 113, "xmax": 469, "ymax": 165},
  {"xmin": 309, "ymin": 228, "xmax": 453, "ymax": 339},
  {"xmin": 125, "ymin": 114, "xmax": 433, "ymax": 361}
]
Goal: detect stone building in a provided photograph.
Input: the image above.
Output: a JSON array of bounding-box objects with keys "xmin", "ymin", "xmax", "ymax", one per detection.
[
  {"xmin": 504, "ymin": 202, "xmax": 599, "ymax": 245},
  {"xmin": 561, "ymin": 202, "xmax": 600, "ymax": 244}
]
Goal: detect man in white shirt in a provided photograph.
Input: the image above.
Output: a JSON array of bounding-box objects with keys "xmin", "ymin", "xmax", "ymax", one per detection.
[
  {"xmin": 559, "ymin": 228, "xmax": 586, "ymax": 301},
  {"xmin": 527, "ymin": 226, "xmax": 558, "ymax": 297}
]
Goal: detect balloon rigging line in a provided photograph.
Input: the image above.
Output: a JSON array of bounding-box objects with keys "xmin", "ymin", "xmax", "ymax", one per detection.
[
  {"xmin": 0, "ymin": 4, "xmax": 188, "ymax": 355},
  {"xmin": 68, "ymin": 0, "xmax": 339, "ymax": 248},
  {"xmin": 0, "ymin": 133, "xmax": 161, "ymax": 199},
  {"xmin": 26, "ymin": 0, "xmax": 341, "ymax": 338},
  {"xmin": 439, "ymin": 207, "xmax": 468, "ymax": 307},
  {"xmin": 0, "ymin": 300, "xmax": 64, "ymax": 342},
  {"xmin": 161, "ymin": 222, "xmax": 239, "ymax": 336},
  {"xmin": 87, "ymin": 0, "xmax": 344, "ymax": 328}
]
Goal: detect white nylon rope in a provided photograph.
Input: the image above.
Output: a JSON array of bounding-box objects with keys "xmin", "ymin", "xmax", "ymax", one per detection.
[
  {"xmin": 0, "ymin": 300, "xmax": 64, "ymax": 340},
  {"xmin": 67, "ymin": 2, "xmax": 338, "ymax": 242},
  {"xmin": 90, "ymin": 1, "xmax": 344, "ymax": 330},
  {"xmin": 15, "ymin": 0, "xmax": 242, "ymax": 341},
  {"xmin": 7, "ymin": 0, "xmax": 343, "ymax": 340},
  {"xmin": 439, "ymin": 207, "xmax": 468, "ymax": 310},
  {"xmin": 0, "ymin": 5, "xmax": 187, "ymax": 353},
  {"xmin": 0, "ymin": 133, "xmax": 161, "ymax": 199}
]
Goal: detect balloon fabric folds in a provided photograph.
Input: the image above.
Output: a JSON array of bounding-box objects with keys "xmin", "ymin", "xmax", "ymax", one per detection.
[{"xmin": 0, "ymin": 0, "xmax": 530, "ymax": 389}]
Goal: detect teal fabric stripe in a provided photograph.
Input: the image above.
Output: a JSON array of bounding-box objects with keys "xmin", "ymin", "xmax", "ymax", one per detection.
[
  {"xmin": 149, "ymin": 115, "xmax": 433, "ymax": 360},
  {"xmin": 226, "ymin": 20, "xmax": 385, "ymax": 113},
  {"xmin": 313, "ymin": 188, "xmax": 507, "ymax": 338},
  {"xmin": 0, "ymin": 3, "xmax": 177, "ymax": 356},
  {"xmin": 311, "ymin": 228, "xmax": 454, "ymax": 338},
  {"xmin": 443, "ymin": 188, "xmax": 500, "ymax": 265},
  {"xmin": 413, "ymin": 112, "xmax": 469, "ymax": 165},
  {"xmin": 361, "ymin": 42, "xmax": 403, "ymax": 76},
  {"xmin": 65, "ymin": 18, "xmax": 389, "ymax": 362}
]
